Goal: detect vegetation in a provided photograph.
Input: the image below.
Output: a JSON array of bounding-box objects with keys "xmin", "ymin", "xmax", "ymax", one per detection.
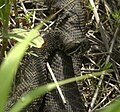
[{"xmin": 0, "ymin": 0, "xmax": 120, "ymax": 112}]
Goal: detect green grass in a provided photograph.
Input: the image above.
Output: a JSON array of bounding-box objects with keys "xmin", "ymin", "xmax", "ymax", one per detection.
[{"xmin": 0, "ymin": 0, "xmax": 120, "ymax": 112}]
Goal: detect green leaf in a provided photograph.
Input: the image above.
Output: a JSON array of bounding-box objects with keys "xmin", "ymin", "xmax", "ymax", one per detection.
[
  {"xmin": 0, "ymin": 27, "xmax": 44, "ymax": 112},
  {"xmin": 23, "ymin": 12, "xmax": 33, "ymax": 23},
  {"xmin": 10, "ymin": 71, "xmax": 105, "ymax": 112},
  {"xmin": 8, "ymin": 28, "xmax": 44, "ymax": 48},
  {"xmin": 102, "ymin": 62, "xmax": 112, "ymax": 70},
  {"xmin": 0, "ymin": 0, "xmax": 12, "ymax": 31},
  {"xmin": 99, "ymin": 96, "xmax": 120, "ymax": 112}
]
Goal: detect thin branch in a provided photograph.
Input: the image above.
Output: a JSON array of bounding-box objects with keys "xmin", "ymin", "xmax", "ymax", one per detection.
[{"xmin": 46, "ymin": 62, "xmax": 66, "ymax": 104}]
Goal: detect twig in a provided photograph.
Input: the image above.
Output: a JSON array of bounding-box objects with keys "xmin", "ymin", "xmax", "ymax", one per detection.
[
  {"xmin": 113, "ymin": 62, "xmax": 120, "ymax": 87},
  {"xmin": 31, "ymin": 10, "xmax": 36, "ymax": 28},
  {"xmin": 106, "ymin": 26, "xmax": 120, "ymax": 64},
  {"xmin": 91, "ymin": 88, "xmax": 114, "ymax": 112},
  {"xmin": 95, "ymin": 77, "xmax": 120, "ymax": 93},
  {"xmin": 20, "ymin": 0, "xmax": 28, "ymax": 14},
  {"xmin": 20, "ymin": 0, "xmax": 31, "ymax": 24},
  {"xmin": 88, "ymin": 1, "xmax": 102, "ymax": 111},
  {"xmin": 46, "ymin": 62, "xmax": 66, "ymax": 104},
  {"xmin": 89, "ymin": 0, "xmax": 100, "ymax": 25},
  {"xmin": 43, "ymin": 21, "xmax": 55, "ymax": 31},
  {"xmin": 110, "ymin": 26, "xmax": 120, "ymax": 87},
  {"xmin": 87, "ymin": 30, "xmax": 103, "ymax": 45}
]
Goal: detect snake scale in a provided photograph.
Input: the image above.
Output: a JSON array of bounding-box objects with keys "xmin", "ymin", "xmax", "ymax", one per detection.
[{"xmin": 6, "ymin": 0, "xmax": 89, "ymax": 111}]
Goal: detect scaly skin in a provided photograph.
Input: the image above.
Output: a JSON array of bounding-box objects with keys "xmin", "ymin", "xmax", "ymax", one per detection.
[{"xmin": 6, "ymin": 0, "xmax": 89, "ymax": 111}]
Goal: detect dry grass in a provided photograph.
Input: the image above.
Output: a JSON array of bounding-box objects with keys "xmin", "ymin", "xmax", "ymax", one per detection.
[{"xmin": 2, "ymin": 0, "xmax": 120, "ymax": 111}]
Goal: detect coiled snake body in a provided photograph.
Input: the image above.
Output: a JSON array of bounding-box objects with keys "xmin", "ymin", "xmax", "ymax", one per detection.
[{"xmin": 6, "ymin": 0, "xmax": 89, "ymax": 111}]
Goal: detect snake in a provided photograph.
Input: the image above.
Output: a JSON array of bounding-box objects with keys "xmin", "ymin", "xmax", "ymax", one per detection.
[{"xmin": 6, "ymin": 0, "xmax": 89, "ymax": 112}]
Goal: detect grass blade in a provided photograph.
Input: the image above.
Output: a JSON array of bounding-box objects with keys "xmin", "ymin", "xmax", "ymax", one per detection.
[
  {"xmin": 0, "ymin": 28, "xmax": 43, "ymax": 112},
  {"xmin": 10, "ymin": 71, "xmax": 104, "ymax": 112}
]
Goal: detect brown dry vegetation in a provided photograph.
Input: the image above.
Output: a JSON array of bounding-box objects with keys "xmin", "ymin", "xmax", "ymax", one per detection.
[{"xmin": 1, "ymin": 0, "xmax": 120, "ymax": 112}]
